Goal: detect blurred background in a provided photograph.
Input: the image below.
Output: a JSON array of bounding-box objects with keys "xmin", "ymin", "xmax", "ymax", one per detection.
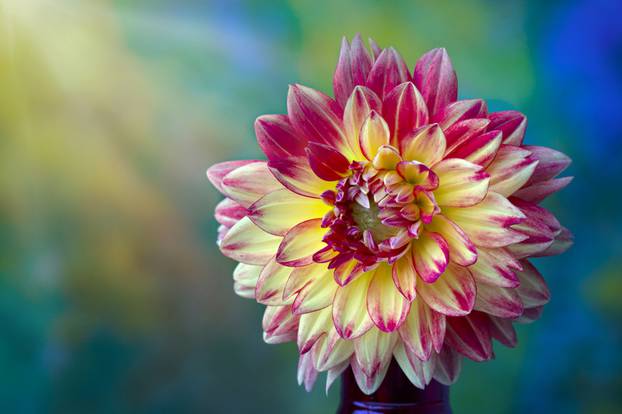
[{"xmin": 1, "ymin": 0, "xmax": 620, "ymax": 413}]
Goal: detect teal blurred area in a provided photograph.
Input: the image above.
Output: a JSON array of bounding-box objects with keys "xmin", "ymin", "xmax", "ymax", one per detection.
[{"xmin": 0, "ymin": 0, "xmax": 620, "ymax": 413}]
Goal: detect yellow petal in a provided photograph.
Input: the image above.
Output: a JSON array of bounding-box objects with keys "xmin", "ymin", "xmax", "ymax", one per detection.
[
  {"xmin": 249, "ymin": 188, "xmax": 330, "ymax": 236},
  {"xmin": 220, "ymin": 216, "xmax": 281, "ymax": 265},
  {"xmin": 221, "ymin": 161, "xmax": 282, "ymax": 207},
  {"xmin": 255, "ymin": 256, "xmax": 294, "ymax": 305},
  {"xmin": 367, "ymin": 263, "xmax": 410, "ymax": 332},
  {"xmin": 443, "ymin": 192, "xmax": 527, "ymax": 248},
  {"xmin": 298, "ymin": 306, "xmax": 333, "ymax": 353},
  {"xmin": 359, "ymin": 111, "xmax": 390, "ymax": 160},
  {"xmin": 372, "ymin": 145, "xmax": 402, "ymax": 170},
  {"xmin": 333, "ymin": 270, "xmax": 375, "ymax": 339},
  {"xmin": 392, "ymin": 249, "xmax": 417, "ymax": 301},
  {"xmin": 426, "ymin": 215, "xmax": 477, "ymax": 266},
  {"xmin": 233, "ymin": 263, "xmax": 262, "ymax": 299},
  {"xmin": 276, "ymin": 219, "xmax": 327, "ymax": 267},
  {"xmin": 352, "ymin": 328, "xmax": 398, "ymax": 393},
  {"xmin": 417, "ymin": 263, "xmax": 475, "ymax": 316},
  {"xmin": 433, "ymin": 158, "xmax": 489, "ymax": 207},
  {"xmin": 400, "ymin": 123, "xmax": 446, "ymax": 165},
  {"xmin": 487, "ymin": 145, "xmax": 538, "ymax": 197},
  {"xmin": 293, "ymin": 267, "xmax": 337, "ymax": 314}
]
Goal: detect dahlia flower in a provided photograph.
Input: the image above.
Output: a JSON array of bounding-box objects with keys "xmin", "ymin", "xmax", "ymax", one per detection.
[{"xmin": 207, "ymin": 35, "xmax": 572, "ymax": 394}]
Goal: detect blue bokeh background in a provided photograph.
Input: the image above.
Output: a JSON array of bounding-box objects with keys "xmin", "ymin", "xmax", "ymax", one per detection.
[{"xmin": 1, "ymin": 0, "xmax": 620, "ymax": 412}]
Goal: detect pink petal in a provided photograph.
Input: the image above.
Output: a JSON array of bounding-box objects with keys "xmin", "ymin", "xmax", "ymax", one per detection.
[
  {"xmin": 432, "ymin": 345, "xmax": 462, "ymax": 386},
  {"xmin": 486, "ymin": 314, "xmax": 517, "ymax": 347},
  {"xmin": 263, "ymin": 330, "xmax": 297, "ymax": 345},
  {"xmin": 255, "ymin": 114, "xmax": 306, "ymax": 161},
  {"xmin": 292, "ymin": 269, "xmax": 337, "ymax": 314},
  {"xmin": 306, "ymin": 142, "xmax": 351, "ymax": 181},
  {"xmin": 536, "ymin": 226, "xmax": 573, "ymax": 257},
  {"xmin": 523, "ymin": 145, "xmax": 572, "ymax": 185},
  {"xmin": 487, "ymin": 110, "xmax": 527, "ymax": 145},
  {"xmin": 414, "ymin": 191, "xmax": 440, "ymax": 224},
  {"xmin": 516, "ymin": 306, "xmax": 544, "ymax": 324},
  {"xmin": 417, "ymin": 263, "xmax": 476, "ymax": 316},
  {"xmin": 511, "ymin": 198, "xmax": 562, "ymax": 233},
  {"xmin": 412, "ymin": 232, "xmax": 449, "ymax": 283},
  {"xmin": 207, "ymin": 160, "xmax": 260, "ymax": 194},
  {"xmin": 350, "ymin": 352, "xmax": 391, "ymax": 396},
  {"xmin": 368, "ymin": 37, "xmax": 383, "ymax": 60},
  {"xmin": 297, "ymin": 352, "xmax": 319, "ymax": 392},
  {"xmin": 399, "ymin": 299, "xmax": 446, "ymax": 360},
  {"xmin": 513, "ymin": 176, "xmax": 573, "ymax": 203},
  {"xmin": 469, "ymin": 247, "xmax": 521, "ymax": 288},
  {"xmin": 433, "ymin": 99, "xmax": 487, "ymax": 129},
  {"xmin": 326, "ymin": 361, "xmax": 350, "ymax": 394},
  {"xmin": 444, "ymin": 118, "xmax": 490, "ymax": 152},
  {"xmin": 487, "ymin": 145, "xmax": 539, "ymax": 197},
  {"xmin": 474, "ymin": 284, "xmax": 524, "ymax": 318},
  {"xmin": 333, "ymin": 35, "xmax": 373, "ymax": 107},
  {"xmin": 262, "ymin": 305, "xmax": 299, "ymax": 343},
  {"xmin": 269, "ymin": 157, "xmax": 334, "ymax": 198},
  {"xmin": 214, "ymin": 198, "xmax": 247, "ymax": 228},
  {"xmin": 516, "ymin": 260, "xmax": 550, "ymax": 308},
  {"xmin": 333, "ymin": 257, "xmax": 366, "ymax": 286},
  {"xmin": 334, "ymin": 37, "xmax": 355, "ymax": 108},
  {"xmin": 366, "ymin": 48, "xmax": 411, "ymax": 99},
  {"xmin": 312, "ymin": 328, "xmax": 354, "ymax": 371},
  {"xmin": 382, "ymin": 82, "xmax": 429, "ymax": 146},
  {"xmin": 283, "ymin": 264, "xmax": 320, "ymax": 301},
  {"xmin": 506, "ymin": 209, "xmax": 556, "ymax": 259},
  {"xmin": 393, "ymin": 342, "xmax": 435, "ymax": 389},
  {"xmin": 287, "ymin": 84, "xmax": 350, "ymax": 157},
  {"xmin": 221, "ymin": 161, "xmax": 282, "ymax": 207},
  {"xmin": 445, "ymin": 313, "xmax": 493, "ymax": 362},
  {"xmin": 446, "ymin": 130, "xmax": 502, "ymax": 167},
  {"xmin": 217, "ymin": 224, "xmax": 230, "ymax": 244},
  {"xmin": 396, "ymin": 161, "xmax": 439, "ymax": 191},
  {"xmin": 413, "ymin": 48, "xmax": 458, "ymax": 118}
]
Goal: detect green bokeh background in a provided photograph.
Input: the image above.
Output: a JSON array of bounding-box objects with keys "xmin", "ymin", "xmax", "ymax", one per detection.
[{"xmin": 1, "ymin": 0, "xmax": 620, "ymax": 413}]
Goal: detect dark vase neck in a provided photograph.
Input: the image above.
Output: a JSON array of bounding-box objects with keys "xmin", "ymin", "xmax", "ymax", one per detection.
[{"xmin": 337, "ymin": 359, "xmax": 451, "ymax": 414}]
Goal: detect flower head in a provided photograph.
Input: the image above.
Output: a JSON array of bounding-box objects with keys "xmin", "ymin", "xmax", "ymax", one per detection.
[{"xmin": 207, "ymin": 35, "xmax": 572, "ymax": 394}]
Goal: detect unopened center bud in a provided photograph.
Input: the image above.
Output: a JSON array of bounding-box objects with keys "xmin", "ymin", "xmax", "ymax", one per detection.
[{"xmin": 350, "ymin": 196, "xmax": 396, "ymax": 242}]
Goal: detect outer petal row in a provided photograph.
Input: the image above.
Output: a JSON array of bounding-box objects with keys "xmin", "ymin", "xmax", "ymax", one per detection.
[
  {"xmin": 413, "ymin": 48, "xmax": 458, "ymax": 118},
  {"xmin": 443, "ymin": 192, "xmax": 527, "ymax": 248}
]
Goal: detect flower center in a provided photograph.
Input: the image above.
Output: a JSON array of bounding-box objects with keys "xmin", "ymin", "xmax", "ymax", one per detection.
[
  {"xmin": 317, "ymin": 154, "xmax": 441, "ymax": 281},
  {"xmin": 350, "ymin": 195, "xmax": 396, "ymax": 242}
]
